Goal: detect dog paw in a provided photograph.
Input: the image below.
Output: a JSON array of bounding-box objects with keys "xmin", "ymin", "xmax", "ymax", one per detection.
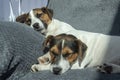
[
  {"xmin": 96, "ymin": 63, "xmax": 113, "ymax": 74},
  {"xmin": 31, "ymin": 64, "xmax": 40, "ymax": 72},
  {"xmin": 37, "ymin": 57, "xmax": 50, "ymax": 65}
]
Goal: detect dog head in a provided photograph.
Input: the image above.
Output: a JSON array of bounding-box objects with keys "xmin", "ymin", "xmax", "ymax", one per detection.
[
  {"xmin": 43, "ymin": 34, "xmax": 87, "ymax": 75},
  {"xmin": 16, "ymin": 7, "xmax": 53, "ymax": 35}
]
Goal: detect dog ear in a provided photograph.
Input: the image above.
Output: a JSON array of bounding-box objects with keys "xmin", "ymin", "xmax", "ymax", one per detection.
[
  {"xmin": 75, "ymin": 39, "xmax": 87, "ymax": 65},
  {"xmin": 16, "ymin": 13, "xmax": 28, "ymax": 23},
  {"xmin": 41, "ymin": 7, "xmax": 53, "ymax": 20},
  {"xmin": 42, "ymin": 35, "xmax": 54, "ymax": 53}
]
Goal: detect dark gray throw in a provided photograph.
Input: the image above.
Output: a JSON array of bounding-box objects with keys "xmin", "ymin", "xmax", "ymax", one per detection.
[
  {"xmin": 0, "ymin": 21, "xmax": 44, "ymax": 80},
  {"xmin": 0, "ymin": 0, "xmax": 120, "ymax": 79},
  {"xmin": 0, "ymin": 22, "xmax": 120, "ymax": 80}
]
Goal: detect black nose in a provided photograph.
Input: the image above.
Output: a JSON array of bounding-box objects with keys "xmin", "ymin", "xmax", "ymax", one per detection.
[
  {"xmin": 53, "ymin": 67, "xmax": 62, "ymax": 75},
  {"xmin": 33, "ymin": 23, "xmax": 39, "ymax": 29}
]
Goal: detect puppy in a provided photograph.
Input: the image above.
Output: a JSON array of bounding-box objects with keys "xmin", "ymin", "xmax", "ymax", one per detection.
[
  {"xmin": 31, "ymin": 34, "xmax": 120, "ymax": 75},
  {"xmin": 16, "ymin": 7, "xmax": 75, "ymax": 36},
  {"xmin": 31, "ymin": 34, "xmax": 87, "ymax": 75}
]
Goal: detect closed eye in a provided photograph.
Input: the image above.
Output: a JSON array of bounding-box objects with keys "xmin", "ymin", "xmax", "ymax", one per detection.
[
  {"xmin": 63, "ymin": 53, "xmax": 72, "ymax": 57},
  {"xmin": 36, "ymin": 13, "xmax": 43, "ymax": 18},
  {"xmin": 51, "ymin": 51, "xmax": 58, "ymax": 57},
  {"xmin": 26, "ymin": 18, "xmax": 31, "ymax": 25}
]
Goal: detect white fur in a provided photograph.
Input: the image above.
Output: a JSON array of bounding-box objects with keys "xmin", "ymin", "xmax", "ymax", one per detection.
[
  {"xmin": 31, "ymin": 16, "xmax": 120, "ymax": 73},
  {"xmin": 29, "ymin": 10, "xmax": 44, "ymax": 29},
  {"xmin": 50, "ymin": 39, "xmax": 71, "ymax": 74},
  {"xmin": 45, "ymin": 19, "xmax": 75, "ymax": 37},
  {"xmin": 46, "ymin": 18, "xmax": 120, "ymax": 67},
  {"xmin": 50, "ymin": 55, "xmax": 70, "ymax": 74},
  {"xmin": 29, "ymin": 10, "xmax": 47, "ymax": 34}
]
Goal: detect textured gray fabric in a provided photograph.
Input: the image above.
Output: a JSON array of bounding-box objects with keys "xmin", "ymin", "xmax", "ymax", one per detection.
[
  {"xmin": 20, "ymin": 69, "xmax": 120, "ymax": 80},
  {"xmin": 1, "ymin": 0, "xmax": 120, "ymax": 79},
  {"xmin": 0, "ymin": 21, "xmax": 120, "ymax": 80},
  {"xmin": 0, "ymin": 22, "xmax": 44, "ymax": 80},
  {"xmin": 48, "ymin": 0, "xmax": 120, "ymax": 35}
]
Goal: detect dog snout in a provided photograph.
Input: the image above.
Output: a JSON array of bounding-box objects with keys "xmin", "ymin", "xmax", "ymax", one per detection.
[
  {"xmin": 33, "ymin": 23, "xmax": 39, "ymax": 29},
  {"xmin": 53, "ymin": 67, "xmax": 62, "ymax": 75}
]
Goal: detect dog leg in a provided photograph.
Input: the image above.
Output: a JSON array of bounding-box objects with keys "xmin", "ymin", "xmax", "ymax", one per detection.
[
  {"xmin": 37, "ymin": 52, "xmax": 51, "ymax": 65},
  {"xmin": 97, "ymin": 63, "xmax": 120, "ymax": 74},
  {"xmin": 31, "ymin": 63, "xmax": 51, "ymax": 72},
  {"xmin": 31, "ymin": 52, "xmax": 51, "ymax": 72}
]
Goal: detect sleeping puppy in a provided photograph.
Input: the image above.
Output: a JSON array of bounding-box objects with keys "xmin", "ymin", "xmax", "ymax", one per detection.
[
  {"xmin": 16, "ymin": 7, "xmax": 53, "ymax": 35},
  {"xmin": 31, "ymin": 34, "xmax": 87, "ymax": 74},
  {"xmin": 16, "ymin": 7, "xmax": 75, "ymax": 36},
  {"xmin": 31, "ymin": 34, "xmax": 120, "ymax": 75}
]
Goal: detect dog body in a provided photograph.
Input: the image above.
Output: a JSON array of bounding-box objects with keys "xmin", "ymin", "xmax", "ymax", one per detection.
[
  {"xmin": 32, "ymin": 32, "xmax": 120, "ymax": 74},
  {"xmin": 68, "ymin": 30, "xmax": 120, "ymax": 67},
  {"xmin": 44, "ymin": 19, "xmax": 75, "ymax": 37},
  {"xmin": 16, "ymin": 7, "xmax": 75, "ymax": 36},
  {"xmin": 36, "ymin": 17, "xmax": 120, "ymax": 72},
  {"xmin": 37, "ymin": 18, "xmax": 120, "ymax": 71},
  {"xmin": 16, "ymin": 7, "xmax": 120, "ymax": 74}
]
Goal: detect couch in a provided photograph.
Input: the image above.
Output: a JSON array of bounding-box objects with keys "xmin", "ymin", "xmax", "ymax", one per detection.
[{"xmin": 0, "ymin": 0, "xmax": 120, "ymax": 80}]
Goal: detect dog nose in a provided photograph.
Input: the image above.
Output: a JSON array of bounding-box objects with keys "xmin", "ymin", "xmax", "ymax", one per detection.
[
  {"xmin": 33, "ymin": 23, "xmax": 39, "ymax": 29},
  {"xmin": 53, "ymin": 67, "xmax": 62, "ymax": 75}
]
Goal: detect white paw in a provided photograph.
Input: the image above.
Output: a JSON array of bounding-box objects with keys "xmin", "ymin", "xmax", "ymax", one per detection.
[{"xmin": 31, "ymin": 64, "xmax": 40, "ymax": 72}]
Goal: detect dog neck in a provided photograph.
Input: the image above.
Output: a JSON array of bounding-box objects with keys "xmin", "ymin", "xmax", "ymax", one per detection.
[{"xmin": 45, "ymin": 19, "xmax": 60, "ymax": 37}]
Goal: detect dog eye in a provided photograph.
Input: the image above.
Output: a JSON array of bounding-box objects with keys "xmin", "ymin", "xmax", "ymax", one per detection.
[
  {"xmin": 26, "ymin": 18, "xmax": 31, "ymax": 25},
  {"xmin": 36, "ymin": 13, "xmax": 43, "ymax": 18},
  {"xmin": 27, "ymin": 18, "xmax": 31, "ymax": 23},
  {"xmin": 63, "ymin": 53, "xmax": 72, "ymax": 57},
  {"xmin": 51, "ymin": 51, "xmax": 58, "ymax": 57}
]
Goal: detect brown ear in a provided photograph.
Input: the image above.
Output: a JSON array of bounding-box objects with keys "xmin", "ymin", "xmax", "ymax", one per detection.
[
  {"xmin": 75, "ymin": 39, "xmax": 87, "ymax": 63},
  {"xmin": 42, "ymin": 35, "xmax": 54, "ymax": 53},
  {"xmin": 16, "ymin": 13, "xmax": 28, "ymax": 23},
  {"xmin": 41, "ymin": 7, "xmax": 53, "ymax": 20}
]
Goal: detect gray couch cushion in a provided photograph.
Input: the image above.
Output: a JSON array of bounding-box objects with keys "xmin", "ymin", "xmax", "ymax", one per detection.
[
  {"xmin": 48, "ymin": 0, "xmax": 120, "ymax": 35},
  {"xmin": 0, "ymin": 21, "xmax": 119, "ymax": 80},
  {"xmin": 19, "ymin": 69, "xmax": 120, "ymax": 80},
  {"xmin": 0, "ymin": 21, "xmax": 44, "ymax": 80},
  {"xmin": 0, "ymin": 0, "xmax": 120, "ymax": 79}
]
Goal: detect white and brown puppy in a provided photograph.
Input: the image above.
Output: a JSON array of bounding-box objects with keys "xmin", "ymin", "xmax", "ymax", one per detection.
[
  {"xmin": 16, "ymin": 7, "xmax": 53, "ymax": 35},
  {"xmin": 16, "ymin": 7, "xmax": 75, "ymax": 36},
  {"xmin": 31, "ymin": 34, "xmax": 120, "ymax": 75},
  {"xmin": 31, "ymin": 34, "xmax": 87, "ymax": 75}
]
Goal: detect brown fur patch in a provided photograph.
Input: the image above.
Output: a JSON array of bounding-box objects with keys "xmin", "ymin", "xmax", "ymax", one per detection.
[
  {"xmin": 44, "ymin": 34, "xmax": 87, "ymax": 65},
  {"xmin": 73, "ymin": 39, "xmax": 87, "ymax": 61},
  {"xmin": 55, "ymin": 34, "xmax": 77, "ymax": 41},
  {"xmin": 16, "ymin": 13, "xmax": 31, "ymax": 26},
  {"xmin": 16, "ymin": 7, "xmax": 53, "ymax": 25},
  {"xmin": 50, "ymin": 45, "xmax": 60, "ymax": 63},
  {"xmin": 62, "ymin": 47, "xmax": 73, "ymax": 55},
  {"xmin": 67, "ymin": 53, "xmax": 78, "ymax": 63},
  {"xmin": 50, "ymin": 45, "xmax": 79, "ymax": 64},
  {"xmin": 16, "ymin": 13, "xmax": 28, "ymax": 23},
  {"xmin": 33, "ymin": 8, "xmax": 52, "ymax": 25},
  {"xmin": 50, "ymin": 45, "xmax": 60, "ymax": 55},
  {"xmin": 62, "ymin": 47, "xmax": 78, "ymax": 63}
]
